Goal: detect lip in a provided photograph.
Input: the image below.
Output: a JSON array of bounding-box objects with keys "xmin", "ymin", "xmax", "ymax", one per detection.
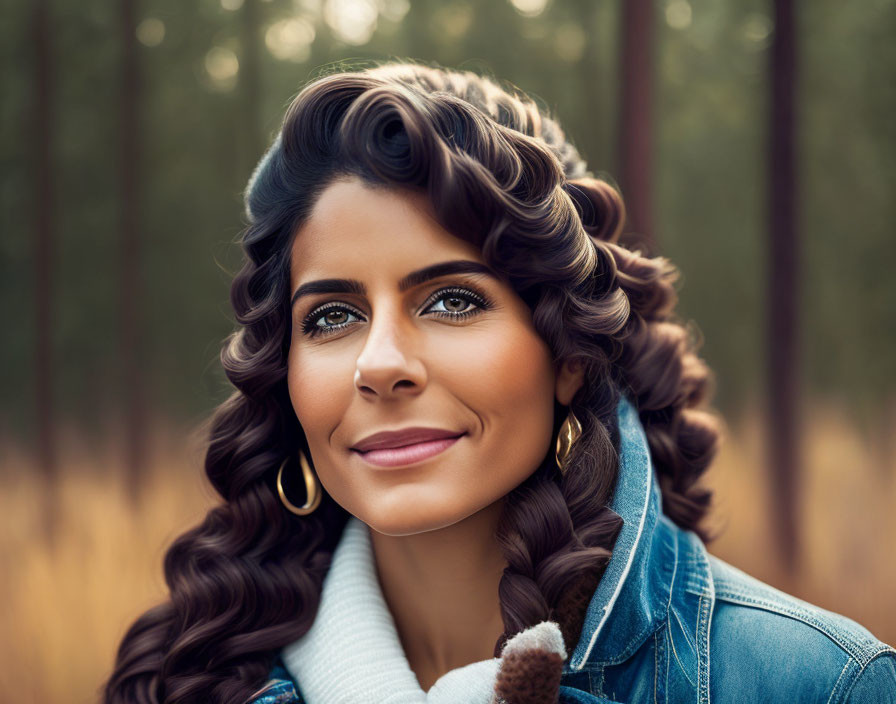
[
  {"xmin": 351, "ymin": 427, "xmax": 466, "ymax": 452},
  {"xmin": 352, "ymin": 434, "xmax": 464, "ymax": 468}
]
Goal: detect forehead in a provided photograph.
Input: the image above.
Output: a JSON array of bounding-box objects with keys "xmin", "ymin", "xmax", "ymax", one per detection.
[{"xmin": 289, "ymin": 177, "xmax": 483, "ymax": 280}]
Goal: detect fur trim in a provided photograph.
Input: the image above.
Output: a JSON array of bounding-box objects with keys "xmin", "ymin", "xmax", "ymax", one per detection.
[{"xmin": 493, "ymin": 621, "xmax": 567, "ymax": 704}]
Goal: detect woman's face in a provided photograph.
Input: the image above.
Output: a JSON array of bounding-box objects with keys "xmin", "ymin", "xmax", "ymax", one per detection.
[{"xmin": 287, "ymin": 176, "xmax": 583, "ymax": 536}]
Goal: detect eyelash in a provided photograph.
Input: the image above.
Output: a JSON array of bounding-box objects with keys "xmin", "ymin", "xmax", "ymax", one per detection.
[{"xmin": 300, "ymin": 286, "xmax": 493, "ymax": 339}]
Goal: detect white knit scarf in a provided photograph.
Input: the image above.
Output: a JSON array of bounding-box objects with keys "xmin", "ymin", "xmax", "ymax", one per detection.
[{"xmin": 279, "ymin": 516, "xmax": 566, "ymax": 704}]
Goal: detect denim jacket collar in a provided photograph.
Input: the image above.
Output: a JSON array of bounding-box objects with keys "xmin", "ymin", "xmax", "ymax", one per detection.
[{"xmin": 566, "ymin": 395, "xmax": 688, "ymax": 671}]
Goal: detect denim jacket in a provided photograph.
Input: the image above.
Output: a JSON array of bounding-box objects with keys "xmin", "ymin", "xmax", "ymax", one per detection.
[{"xmin": 249, "ymin": 398, "xmax": 896, "ymax": 703}]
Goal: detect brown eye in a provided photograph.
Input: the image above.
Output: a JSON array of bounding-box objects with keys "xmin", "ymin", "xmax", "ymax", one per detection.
[
  {"xmin": 443, "ymin": 296, "xmax": 467, "ymax": 312},
  {"xmin": 301, "ymin": 303, "xmax": 365, "ymax": 337},
  {"xmin": 324, "ymin": 310, "xmax": 348, "ymax": 324},
  {"xmin": 423, "ymin": 286, "xmax": 492, "ymax": 319}
]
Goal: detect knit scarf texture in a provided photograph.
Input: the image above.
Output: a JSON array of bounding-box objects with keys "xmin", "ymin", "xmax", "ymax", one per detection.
[{"xmin": 280, "ymin": 515, "xmax": 568, "ymax": 704}]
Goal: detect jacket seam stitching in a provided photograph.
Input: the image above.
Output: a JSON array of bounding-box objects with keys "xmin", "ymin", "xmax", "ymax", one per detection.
[
  {"xmin": 697, "ymin": 592, "xmax": 704, "ymax": 702},
  {"xmin": 697, "ymin": 570, "xmax": 714, "ymax": 704},
  {"xmin": 584, "ymin": 620, "xmax": 668, "ymax": 667},
  {"xmin": 696, "ymin": 591, "xmax": 708, "ymax": 704},
  {"xmin": 713, "ymin": 589, "xmax": 879, "ymax": 663},
  {"xmin": 837, "ymin": 650, "xmax": 896, "ymax": 703},
  {"xmin": 666, "ymin": 530, "xmax": 694, "ymax": 649},
  {"xmin": 825, "ymin": 658, "xmax": 854, "ymax": 704},
  {"xmin": 666, "ymin": 618, "xmax": 696, "ymax": 689},
  {"xmin": 670, "ymin": 607, "xmax": 697, "ymax": 654}
]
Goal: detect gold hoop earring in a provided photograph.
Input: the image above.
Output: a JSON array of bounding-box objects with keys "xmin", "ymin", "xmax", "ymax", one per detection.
[
  {"xmin": 555, "ymin": 409, "xmax": 582, "ymax": 475},
  {"xmin": 276, "ymin": 450, "xmax": 322, "ymax": 516}
]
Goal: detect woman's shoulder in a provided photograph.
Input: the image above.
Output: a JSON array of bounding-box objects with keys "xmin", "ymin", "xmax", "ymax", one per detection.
[
  {"xmin": 706, "ymin": 554, "xmax": 896, "ymax": 702},
  {"xmin": 586, "ymin": 512, "xmax": 895, "ymax": 702}
]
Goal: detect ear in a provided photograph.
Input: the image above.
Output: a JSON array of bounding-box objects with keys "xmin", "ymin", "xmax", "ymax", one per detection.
[{"xmin": 554, "ymin": 358, "xmax": 585, "ymax": 407}]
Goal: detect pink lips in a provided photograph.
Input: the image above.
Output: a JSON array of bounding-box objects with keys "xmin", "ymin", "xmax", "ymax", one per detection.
[
  {"xmin": 350, "ymin": 427, "xmax": 466, "ymax": 468},
  {"xmin": 355, "ymin": 436, "xmax": 463, "ymax": 467}
]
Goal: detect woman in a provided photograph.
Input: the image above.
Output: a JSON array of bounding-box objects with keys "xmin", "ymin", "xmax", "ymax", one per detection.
[{"xmin": 102, "ymin": 63, "xmax": 895, "ymax": 704}]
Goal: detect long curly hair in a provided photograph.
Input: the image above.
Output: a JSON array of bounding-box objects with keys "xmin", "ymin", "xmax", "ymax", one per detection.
[{"xmin": 102, "ymin": 61, "xmax": 720, "ymax": 704}]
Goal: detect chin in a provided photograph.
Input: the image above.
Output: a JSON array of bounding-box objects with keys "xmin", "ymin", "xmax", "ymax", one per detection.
[
  {"xmin": 358, "ymin": 501, "xmax": 474, "ymax": 538},
  {"xmin": 357, "ymin": 489, "xmax": 508, "ymax": 538}
]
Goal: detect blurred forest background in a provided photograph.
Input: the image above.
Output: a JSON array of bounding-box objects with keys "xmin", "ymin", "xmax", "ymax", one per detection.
[{"xmin": 1, "ymin": 0, "xmax": 894, "ymax": 701}]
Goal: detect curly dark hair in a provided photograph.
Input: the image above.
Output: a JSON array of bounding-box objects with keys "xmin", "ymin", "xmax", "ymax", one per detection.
[{"xmin": 101, "ymin": 61, "xmax": 720, "ymax": 704}]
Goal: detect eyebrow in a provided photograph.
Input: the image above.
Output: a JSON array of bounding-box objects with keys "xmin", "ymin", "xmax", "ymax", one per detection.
[{"xmin": 291, "ymin": 259, "xmax": 498, "ymax": 308}]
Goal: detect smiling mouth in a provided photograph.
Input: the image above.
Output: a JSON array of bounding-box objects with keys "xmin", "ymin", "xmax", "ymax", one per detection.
[{"xmin": 352, "ymin": 434, "xmax": 465, "ymax": 468}]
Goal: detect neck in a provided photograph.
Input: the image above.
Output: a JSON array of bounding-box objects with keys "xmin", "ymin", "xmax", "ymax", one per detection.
[{"xmin": 368, "ymin": 499, "xmax": 507, "ymax": 691}]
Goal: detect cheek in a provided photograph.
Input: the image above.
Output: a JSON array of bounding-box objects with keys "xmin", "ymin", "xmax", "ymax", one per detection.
[
  {"xmin": 477, "ymin": 326, "xmax": 556, "ymax": 449},
  {"xmin": 286, "ymin": 347, "xmax": 350, "ymax": 443},
  {"xmin": 434, "ymin": 319, "xmax": 557, "ymax": 471},
  {"xmin": 453, "ymin": 311, "xmax": 555, "ymax": 415},
  {"xmin": 483, "ymin": 331, "xmax": 555, "ymax": 414},
  {"xmin": 286, "ymin": 348, "xmax": 362, "ymax": 515}
]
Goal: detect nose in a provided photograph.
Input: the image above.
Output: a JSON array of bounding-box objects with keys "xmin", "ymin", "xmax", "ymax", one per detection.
[{"xmin": 354, "ymin": 309, "xmax": 427, "ymax": 399}]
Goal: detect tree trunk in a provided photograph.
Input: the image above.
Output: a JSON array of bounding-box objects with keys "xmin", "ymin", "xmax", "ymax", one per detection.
[
  {"xmin": 119, "ymin": 0, "xmax": 146, "ymax": 504},
  {"xmin": 767, "ymin": 0, "xmax": 800, "ymax": 573},
  {"xmin": 618, "ymin": 0, "xmax": 655, "ymax": 254},
  {"xmin": 32, "ymin": 0, "xmax": 58, "ymax": 544},
  {"xmin": 575, "ymin": 0, "xmax": 607, "ymax": 172},
  {"xmin": 240, "ymin": 0, "xmax": 262, "ymax": 177}
]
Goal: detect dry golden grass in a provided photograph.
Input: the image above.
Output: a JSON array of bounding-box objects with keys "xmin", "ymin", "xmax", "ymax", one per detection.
[
  {"xmin": 1, "ymin": 403, "xmax": 894, "ymax": 703},
  {"xmin": 0, "ymin": 423, "xmax": 218, "ymax": 704},
  {"xmin": 704, "ymin": 401, "xmax": 896, "ymax": 643}
]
